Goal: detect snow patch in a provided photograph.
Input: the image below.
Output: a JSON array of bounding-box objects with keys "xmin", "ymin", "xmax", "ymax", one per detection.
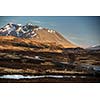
[
  {"xmin": 35, "ymin": 56, "xmax": 40, "ymax": 59},
  {"xmin": 34, "ymin": 28, "xmax": 39, "ymax": 31},
  {"xmin": 34, "ymin": 27, "xmax": 43, "ymax": 31},
  {"xmin": 38, "ymin": 27, "xmax": 43, "ymax": 29},
  {"xmin": 48, "ymin": 29, "xmax": 55, "ymax": 33},
  {"xmin": 17, "ymin": 24, "xmax": 22, "ymax": 26}
]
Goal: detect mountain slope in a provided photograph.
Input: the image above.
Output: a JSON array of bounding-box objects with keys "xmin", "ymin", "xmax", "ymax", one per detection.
[{"xmin": 33, "ymin": 28, "xmax": 76, "ymax": 48}]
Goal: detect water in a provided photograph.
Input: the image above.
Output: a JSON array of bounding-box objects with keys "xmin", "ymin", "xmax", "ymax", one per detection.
[
  {"xmin": 0, "ymin": 75, "xmax": 45, "ymax": 79},
  {"xmin": 0, "ymin": 75, "xmax": 85, "ymax": 79}
]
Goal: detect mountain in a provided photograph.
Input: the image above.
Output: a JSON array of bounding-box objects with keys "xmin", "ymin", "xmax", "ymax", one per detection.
[
  {"xmin": 0, "ymin": 23, "xmax": 77, "ymax": 48},
  {"xmin": 87, "ymin": 45, "xmax": 100, "ymax": 51}
]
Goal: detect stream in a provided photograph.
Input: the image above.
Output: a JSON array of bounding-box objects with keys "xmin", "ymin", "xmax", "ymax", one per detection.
[{"xmin": 0, "ymin": 75, "xmax": 87, "ymax": 79}]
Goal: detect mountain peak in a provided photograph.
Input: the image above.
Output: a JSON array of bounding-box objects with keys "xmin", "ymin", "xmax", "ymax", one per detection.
[{"xmin": 0, "ymin": 23, "xmax": 40, "ymax": 38}]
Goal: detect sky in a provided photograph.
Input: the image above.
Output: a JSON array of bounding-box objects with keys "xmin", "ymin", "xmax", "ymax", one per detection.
[{"xmin": 0, "ymin": 16, "xmax": 100, "ymax": 48}]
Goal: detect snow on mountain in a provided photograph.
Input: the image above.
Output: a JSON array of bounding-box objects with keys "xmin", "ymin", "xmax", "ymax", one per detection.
[
  {"xmin": 0, "ymin": 23, "xmax": 39, "ymax": 38},
  {"xmin": 87, "ymin": 45, "xmax": 100, "ymax": 50}
]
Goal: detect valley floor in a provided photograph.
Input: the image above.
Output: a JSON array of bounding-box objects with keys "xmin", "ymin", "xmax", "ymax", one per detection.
[{"xmin": 0, "ymin": 47, "xmax": 100, "ymax": 83}]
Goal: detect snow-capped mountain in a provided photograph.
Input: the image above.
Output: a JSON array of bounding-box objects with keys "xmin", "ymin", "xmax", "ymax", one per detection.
[
  {"xmin": 0, "ymin": 23, "xmax": 40, "ymax": 38},
  {"xmin": 87, "ymin": 45, "xmax": 100, "ymax": 51},
  {"xmin": 0, "ymin": 23, "xmax": 77, "ymax": 48},
  {"xmin": 90, "ymin": 45, "xmax": 100, "ymax": 50}
]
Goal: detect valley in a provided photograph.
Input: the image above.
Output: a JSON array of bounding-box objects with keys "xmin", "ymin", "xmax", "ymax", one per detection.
[{"xmin": 0, "ymin": 23, "xmax": 99, "ymax": 82}]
